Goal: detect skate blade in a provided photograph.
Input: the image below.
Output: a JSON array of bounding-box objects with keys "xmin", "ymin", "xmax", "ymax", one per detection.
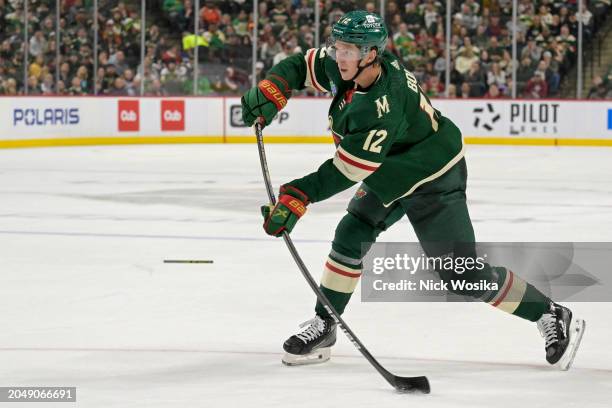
[
  {"xmin": 556, "ymin": 318, "xmax": 586, "ymax": 371},
  {"xmin": 282, "ymin": 347, "xmax": 331, "ymax": 366}
]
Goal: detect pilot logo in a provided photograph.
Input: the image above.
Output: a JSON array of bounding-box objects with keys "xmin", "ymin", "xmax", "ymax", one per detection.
[{"xmin": 473, "ymin": 103, "xmax": 501, "ymax": 131}]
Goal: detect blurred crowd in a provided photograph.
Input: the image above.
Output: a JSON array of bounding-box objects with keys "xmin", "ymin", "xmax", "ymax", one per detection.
[
  {"xmin": 385, "ymin": 0, "xmax": 610, "ymax": 98},
  {"xmin": 587, "ymin": 64, "xmax": 612, "ymax": 98},
  {"xmin": 0, "ymin": 0, "xmax": 611, "ymax": 98}
]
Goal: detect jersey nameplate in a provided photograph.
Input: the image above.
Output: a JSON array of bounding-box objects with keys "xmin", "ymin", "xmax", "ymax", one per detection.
[{"xmin": 404, "ymin": 69, "xmax": 418, "ymax": 94}]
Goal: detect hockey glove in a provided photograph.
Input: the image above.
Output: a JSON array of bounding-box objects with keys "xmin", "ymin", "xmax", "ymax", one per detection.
[
  {"xmin": 261, "ymin": 185, "xmax": 309, "ymax": 237},
  {"xmin": 241, "ymin": 75, "xmax": 291, "ymax": 127}
]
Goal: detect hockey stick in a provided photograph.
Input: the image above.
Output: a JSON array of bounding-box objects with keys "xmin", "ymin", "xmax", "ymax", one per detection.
[{"xmin": 255, "ymin": 122, "xmax": 430, "ymax": 394}]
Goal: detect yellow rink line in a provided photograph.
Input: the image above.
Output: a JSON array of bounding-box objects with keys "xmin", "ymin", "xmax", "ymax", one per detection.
[
  {"xmin": 0, "ymin": 136, "xmax": 224, "ymax": 148},
  {"xmin": 1, "ymin": 136, "xmax": 612, "ymax": 148}
]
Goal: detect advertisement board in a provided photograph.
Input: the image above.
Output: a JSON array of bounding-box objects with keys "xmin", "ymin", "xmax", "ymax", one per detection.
[{"xmin": 0, "ymin": 97, "xmax": 610, "ymax": 148}]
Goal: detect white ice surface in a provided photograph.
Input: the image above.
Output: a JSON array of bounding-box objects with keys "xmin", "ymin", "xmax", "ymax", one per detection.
[{"xmin": 0, "ymin": 144, "xmax": 611, "ymax": 407}]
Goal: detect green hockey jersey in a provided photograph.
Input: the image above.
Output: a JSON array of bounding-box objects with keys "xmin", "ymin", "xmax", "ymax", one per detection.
[{"xmin": 267, "ymin": 47, "xmax": 465, "ymax": 206}]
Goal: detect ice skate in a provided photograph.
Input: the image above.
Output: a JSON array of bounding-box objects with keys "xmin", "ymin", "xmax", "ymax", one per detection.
[
  {"xmin": 537, "ymin": 302, "xmax": 586, "ymax": 371},
  {"xmin": 282, "ymin": 315, "xmax": 337, "ymax": 366}
]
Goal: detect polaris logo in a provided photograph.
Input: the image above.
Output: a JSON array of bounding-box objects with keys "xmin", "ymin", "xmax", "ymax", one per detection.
[{"xmin": 13, "ymin": 108, "xmax": 79, "ymax": 127}]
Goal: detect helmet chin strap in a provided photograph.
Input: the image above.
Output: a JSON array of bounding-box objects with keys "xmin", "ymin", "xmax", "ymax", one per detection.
[{"xmin": 350, "ymin": 57, "xmax": 377, "ymax": 82}]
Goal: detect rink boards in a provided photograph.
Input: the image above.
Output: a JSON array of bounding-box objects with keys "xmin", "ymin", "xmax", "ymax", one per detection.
[{"xmin": 0, "ymin": 96, "xmax": 611, "ymax": 148}]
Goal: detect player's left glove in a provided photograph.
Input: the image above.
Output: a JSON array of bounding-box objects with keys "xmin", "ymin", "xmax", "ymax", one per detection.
[
  {"xmin": 241, "ymin": 75, "xmax": 291, "ymax": 127},
  {"xmin": 261, "ymin": 185, "xmax": 309, "ymax": 237}
]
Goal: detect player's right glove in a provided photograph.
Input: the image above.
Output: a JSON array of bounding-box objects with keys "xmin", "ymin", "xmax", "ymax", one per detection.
[
  {"xmin": 241, "ymin": 74, "xmax": 291, "ymax": 127},
  {"xmin": 261, "ymin": 185, "xmax": 309, "ymax": 237}
]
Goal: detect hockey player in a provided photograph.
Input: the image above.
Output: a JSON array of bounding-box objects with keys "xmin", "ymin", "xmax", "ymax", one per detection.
[{"xmin": 241, "ymin": 11, "xmax": 585, "ymax": 370}]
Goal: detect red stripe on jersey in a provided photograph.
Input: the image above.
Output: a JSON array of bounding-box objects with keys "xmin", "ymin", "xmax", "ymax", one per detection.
[
  {"xmin": 325, "ymin": 261, "xmax": 361, "ymax": 278},
  {"xmin": 337, "ymin": 150, "xmax": 379, "ymax": 172},
  {"xmin": 492, "ymin": 271, "xmax": 514, "ymax": 307},
  {"xmin": 307, "ymin": 50, "xmax": 325, "ymax": 93}
]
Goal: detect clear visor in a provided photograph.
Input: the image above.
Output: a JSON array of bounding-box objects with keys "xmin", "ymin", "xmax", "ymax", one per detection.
[{"xmin": 326, "ymin": 37, "xmax": 364, "ymax": 61}]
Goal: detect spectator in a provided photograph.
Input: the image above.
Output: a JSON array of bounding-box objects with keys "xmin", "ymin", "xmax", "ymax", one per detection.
[
  {"xmin": 273, "ymin": 42, "xmax": 295, "ymax": 66},
  {"xmin": 251, "ymin": 61, "xmax": 265, "ymax": 84},
  {"xmin": 486, "ymin": 14, "xmax": 504, "ymax": 37},
  {"xmin": 145, "ymin": 78, "xmax": 165, "ymax": 96},
  {"xmin": 477, "ymin": 49, "xmax": 490, "ymax": 72},
  {"xmin": 200, "ymin": 1, "xmax": 221, "ymax": 26},
  {"xmin": 74, "ymin": 27, "xmax": 89, "ymax": 49},
  {"xmin": 426, "ymin": 75, "xmax": 445, "ymax": 97},
  {"xmin": 232, "ymin": 9, "xmax": 249, "ymax": 37},
  {"xmin": 487, "ymin": 36, "xmax": 505, "ymax": 61},
  {"xmin": 576, "ymin": 4, "xmax": 594, "ymax": 38},
  {"xmin": 261, "ymin": 36, "xmax": 281, "ymax": 68},
  {"xmin": 548, "ymin": 13, "xmax": 561, "ymax": 37},
  {"xmin": 472, "ymin": 24, "xmax": 488, "ymax": 49},
  {"xmin": 557, "ymin": 25, "xmax": 576, "ymax": 55},
  {"xmin": 404, "ymin": 2, "xmax": 422, "ymax": 33},
  {"xmin": 29, "ymin": 55, "xmax": 45, "ymax": 80},
  {"xmin": 484, "ymin": 83, "xmax": 504, "ymax": 98},
  {"xmin": 27, "ymin": 75, "xmax": 41, "ymax": 95},
  {"xmin": 464, "ymin": 61, "xmax": 486, "ymax": 96},
  {"xmin": 269, "ymin": 3, "xmax": 290, "ymax": 34},
  {"xmin": 123, "ymin": 68, "xmax": 137, "ymax": 96},
  {"xmin": 295, "ymin": 0, "xmax": 314, "ymax": 26},
  {"xmin": 516, "ymin": 57, "xmax": 534, "ymax": 91},
  {"xmin": 109, "ymin": 50, "xmax": 129, "ymax": 75},
  {"xmin": 104, "ymin": 64, "xmax": 119, "ymax": 91},
  {"xmin": 41, "ymin": 73, "xmax": 54, "ymax": 95},
  {"xmin": 455, "ymin": 46, "xmax": 479, "ymax": 76},
  {"xmin": 423, "ymin": 2, "xmax": 440, "ymax": 31},
  {"xmin": 524, "ymin": 72, "xmax": 548, "ymax": 98},
  {"xmin": 542, "ymin": 51, "xmax": 560, "ymax": 95},
  {"xmin": 455, "ymin": 4, "xmax": 480, "ymax": 34},
  {"xmin": 521, "ymin": 39, "xmax": 542, "ymax": 63},
  {"xmin": 29, "ymin": 31, "xmax": 47, "ymax": 58},
  {"xmin": 3, "ymin": 78, "xmax": 18, "ymax": 95},
  {"xmin": 108, "ymin": 76, "xmax": 128, "ymax": 95},
  {"xmin": 68, "ymin": 76, "xmax": 85, "ymax": 95},
  {"xmin": 203, "ymin": 23, "xmax": 226, "ymax": 62},
  {"xmin": 59, "ymin": 62, "xmax": 71, "ymax": 85},
  {"xmin": 587, "ymin": 75, "xmax": 608, "ymax": 99},
  {"xmin": 394, "ymin": 23, "xmax": 416, "ymax": 65},
  {"xmin": 460, "ymin": 82, "xmax": 471, "ymax": 98},
  {"xmin": 487, "ymin": 62, "xmax": 507, "ymax": 90}
]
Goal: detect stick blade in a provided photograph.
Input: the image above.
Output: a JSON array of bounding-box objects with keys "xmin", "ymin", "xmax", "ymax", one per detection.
[{"xmin": 392, "ymin": 375, "xmax": 430, "ymax": 394}]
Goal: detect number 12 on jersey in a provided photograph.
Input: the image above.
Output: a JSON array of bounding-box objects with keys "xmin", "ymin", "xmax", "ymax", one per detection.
[
  {"xmin": 419, "ymin": 93, "xmax": 439, "ymax": 132},
  {"xmin": 363, "ymin": 129, "xmax": 387, "ymax": 153}
]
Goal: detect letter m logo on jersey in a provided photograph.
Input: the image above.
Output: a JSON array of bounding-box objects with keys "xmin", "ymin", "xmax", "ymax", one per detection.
[{"xmin": 375, "ymin": 95, "xmax": 390, "ymax": 118}]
